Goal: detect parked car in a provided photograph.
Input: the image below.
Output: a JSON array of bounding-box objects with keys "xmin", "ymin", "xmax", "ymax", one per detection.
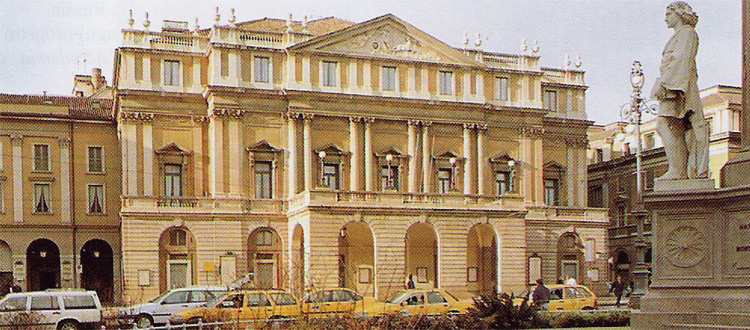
[
  {"xmin": 0, "ymin": 289, "xmax": 102, "ymax": 330},
  {"xmin": 364, "ymin": 289, "xmax": 473, "ymax": 317},
  {"xmin": 169, "ymin": 289, "xmax": 300, "ymax": 327},
  {"xmin": 120, "ymin": 286, "xmax": 228, "ymax": 328},
  {"xmin": 514, "ymin": 284, "xmax": 598, "ymax": 311},
  {"xmin": 300, "ymin": 288, "xmax": 377, "ymax": 318}
]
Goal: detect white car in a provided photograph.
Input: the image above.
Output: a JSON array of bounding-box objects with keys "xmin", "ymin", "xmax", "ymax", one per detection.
[
  {"xmin": 0, "ymin": 289, "xmax": 102, "ymax": 330},
  {"xmin": 121, "ymin": 286, "xmax": 228, "ymax": 328}
]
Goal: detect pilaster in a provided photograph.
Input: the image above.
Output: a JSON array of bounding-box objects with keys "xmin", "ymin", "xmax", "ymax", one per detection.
[
  {"xmin": 142, "ymin": 121, "xmax": 154, "ymax": 196},
  {"xmin": 11, "ymin": 134, "xmax": 22, "ymax": 223},
  {"xmin": 208, "ymin": 110, "xmax": 225, "ymax": 197},
  {"xmin": 477, "ymin": 125, "xmax": 487, "ymax": 196},
  {"xmin": 192, "ymin": 116, "xmax": 208, "ymax": 196},
  {"xmin": 349, "ymin": 117, "xmax": 361, "ymax": 191},
  {"xmin": 422, "ymin": 122, "xmax": 432, "ymax": 193},
  {"xmin": 408, "ymin": 120, "xmax": 419, "ymax": 193},
  {"xmin": 58, "ymin": 138, "xmax": 71, "ymax": 224},
  {"xmin": 303, "ymin": 114, "xmax": 313, "ymax": 191},
  {"xmin": 287, "ymin": 113, "xmax": 300, "ymax": 197},
  {"xmin": 226, "ymin": 111, "xmax": 244, "ymax": 197},
  {"xmin": 364, "ymin": 118, "xmax": 374, "ymax": 191},
  {"xmin": 463, "ymin": 123, "xmax": 474, "ymax": 194}
]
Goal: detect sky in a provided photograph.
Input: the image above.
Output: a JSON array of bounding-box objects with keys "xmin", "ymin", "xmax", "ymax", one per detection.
[{"xmin": 0, "ymin": 0, "xmax": 742, "ymax": 125}]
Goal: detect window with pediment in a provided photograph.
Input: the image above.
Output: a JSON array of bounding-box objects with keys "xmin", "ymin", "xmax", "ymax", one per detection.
[
  {"xmin": 490, "ymin": 154, "xmax": 517, "ymax": 195},
  {"xmin": 156, "ymin": 143, "xmax": 191, "ymax": 198},
  {"xmin": 544, "ymin": 161, "xmax": 565, "ymax": 206},
  {"xmin": 433, "ymin": 151, "xmax": 461, "ymax": 194},
  {"xmin": 315, "ymin": 145, "xmax": 349, "ymax": 191},
  {"xmin": 375, "ymin": 148, "xmax": 404, "ymax": 191},
  {"xmin": 247, "ymin": 140, "xmax": 283, "ymax": 199}
]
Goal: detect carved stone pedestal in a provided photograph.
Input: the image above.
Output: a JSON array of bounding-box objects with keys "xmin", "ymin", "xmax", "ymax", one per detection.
[
  {"xmin": 654, "ymin": 178, "xmax": 715, "ymax": 192},
  {"xmin": 631, "ymin": 185, "xmax": 750, "ymax": 330}
]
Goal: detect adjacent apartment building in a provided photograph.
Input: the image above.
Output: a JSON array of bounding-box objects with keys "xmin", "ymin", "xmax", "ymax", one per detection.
[
  {"xmin": 587, "ymin": 85, "xmax": 742, "ymax": 283},
  {"xmin": 1, "ymin": 12, "xmax": 609, "ymax": 304}
]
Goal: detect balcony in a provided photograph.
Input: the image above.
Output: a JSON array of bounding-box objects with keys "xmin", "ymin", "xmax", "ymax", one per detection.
[
  {"xmin": 289, "ymin": 189, "xmax": 526, "ymax": 212},
  {"xmin": 121, "ymin": 196, "xmax": 285, "ymax": 214}
]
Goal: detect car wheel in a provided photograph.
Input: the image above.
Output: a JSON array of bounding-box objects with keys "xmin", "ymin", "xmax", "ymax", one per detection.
[
  {"xmin": 135, "ymin": 314, "xmax": 154, "ymax": 329},
  {"xmin": 57, "ymin": 321, "xmax": 79, "ymax": 330}
]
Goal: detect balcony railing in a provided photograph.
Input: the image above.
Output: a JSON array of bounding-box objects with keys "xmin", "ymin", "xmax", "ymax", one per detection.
[{"xmin": 122, "ymin": 196, "xmax": 285, "ymax": 214}]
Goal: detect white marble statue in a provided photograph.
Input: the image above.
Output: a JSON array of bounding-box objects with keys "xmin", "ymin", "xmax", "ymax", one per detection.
[{"xmin": 651, "ymin": 1, "xmax": 709, "ymax": 180}]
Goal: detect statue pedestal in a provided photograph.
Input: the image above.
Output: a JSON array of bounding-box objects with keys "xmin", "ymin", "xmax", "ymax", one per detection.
[
  {"xmin": 653, "ymin": 178, "xmax": 714, "ymax": 192},
  {"xmin": 631, "ymin": 185, "xmax": 750, "ymax": 330}
]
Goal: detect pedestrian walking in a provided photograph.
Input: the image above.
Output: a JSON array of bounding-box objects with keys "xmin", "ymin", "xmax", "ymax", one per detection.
[{"xmin": 610, "ymin": 275, "xmax": 626, "ymax": 307}]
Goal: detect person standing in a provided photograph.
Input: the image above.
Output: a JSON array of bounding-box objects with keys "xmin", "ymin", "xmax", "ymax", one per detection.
[
  {"xmin": 610, "ymin": 275, "xmax": 626, "ymax": 308},
  {"xmin": 406, "ymin": 274, "xmax": 416, "ymax": 289},
  {"xmin": 531, "ymin": 278, "xmax": 551, "ymax": 310},
  {"xmin": 651, "ymin": 1, "xmax": 709, "ymax": 180}
]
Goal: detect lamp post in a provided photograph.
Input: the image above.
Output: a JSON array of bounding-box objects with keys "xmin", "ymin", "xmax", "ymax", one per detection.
[
  {"xmin": 449, "ymin": 157, "xmax": 457, "ymax": 191},
  {"xmin": 386, "ymin": 154, "xmax": 394, "ymax": 190},
  {"xmin": 621, "ymin": 61, "xmax": 656, "ymax": 309},
  {"xmin": 507, "ymin": 159, "xmax": 516, "ymax": 193},
  {"xmin": 318, "ymin": 151, "xmax": 327, "ymax": 187}
]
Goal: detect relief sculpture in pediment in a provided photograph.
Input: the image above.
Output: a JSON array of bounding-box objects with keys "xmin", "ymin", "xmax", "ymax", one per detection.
[{"xmin": 325, "ymin": 26, "xmax": 442, "ymax": 61}]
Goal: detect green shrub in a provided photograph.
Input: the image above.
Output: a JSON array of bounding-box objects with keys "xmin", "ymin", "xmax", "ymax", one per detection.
[
  {"xmin": 533, "ymin": 310, "xmax": 631, "ymax": 328},
  {"xmin": 468, "ymin": 292, "xmax": 538, "ymax": 329}
]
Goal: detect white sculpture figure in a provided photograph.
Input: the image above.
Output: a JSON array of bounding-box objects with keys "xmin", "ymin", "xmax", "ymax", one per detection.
[{"xmin": 651, "ymin": 1, "xmax": 709, "ymax": 180}]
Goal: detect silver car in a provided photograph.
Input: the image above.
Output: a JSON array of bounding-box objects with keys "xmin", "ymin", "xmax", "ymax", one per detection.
[
  {"xmin": 121, "ymin": 286, "xmax": 228, "ymax": 328},
  {"xmin": 0, "ymin": 289, "xmax": 102, "ymax": 330}
]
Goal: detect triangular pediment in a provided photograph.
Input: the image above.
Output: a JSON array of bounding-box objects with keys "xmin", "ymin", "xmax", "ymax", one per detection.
[
  {"xmin": 489, "ymin": 154, "xmax": 514, "ymax": 164},
  {"xmin": 544, "ymin": 161, "xmax": 565, "ymax": 172},
  {"xmin": 246, "ymin": 140, "xmax": 281, "ymax": 153},
  {"xmin": 436, "ymin": 151, "xmax": 459, "ymax": 159},
  {"xmin": 316, "ymin": 144, "xmax": 348, "ymax": 156},
  {"xmin": 155, "ymin": 142, "xmax": 190, "ymax": 155},
  {"xmin": 290, "ymin": 14, "xmax": 484, "ymax": 67}
]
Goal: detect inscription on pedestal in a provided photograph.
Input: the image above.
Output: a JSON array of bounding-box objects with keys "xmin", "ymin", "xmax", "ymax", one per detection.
[{"xmin": 730, "ymin": 218, "xmax": 750, "ymax": 271}]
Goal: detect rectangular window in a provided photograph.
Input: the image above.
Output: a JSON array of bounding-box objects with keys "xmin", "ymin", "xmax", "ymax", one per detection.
[
  {"xmin": 255, "ymin": 161, "xmax": 273, "ymax": 199},
  {"xmin": 164, "ymin": 164, "xmax": 182, "ymax": 197},
  {"xmin": 543, "ymin": 90, "xmax": 558, "ymax": 111},
  {"xmin": 323, "ymin": 61, "xmax": 337, "ymax": 87},
  {"xmin": 381, "ymin": 166, "xmax": 399, "ymax": 191},
  {"xmin": 544, "ymin": 179, "xmax": 559, "ymax": 206},
  {"xmin": 496, "ymin": 171, "xmax": 510, "ymax": 195},
  {"xmin": 34, "ymin": 183, "xmax": 51, "ymax": 213},
  {"xmin": 382, "ymin": 66, "xmax": 397, "ymax": 91},
  {"xmin": 617, "ymin": 205, "xmax": 628, "ymax": 227},
  {"xmin": 495, "ymin": 77, "xmax": 509, "ymax": 101},
  {"xmin": 439, "ymin": 71, "xmax": 453, "ymax": 95},
  {"xmin": 438, "ymin": 168, "xmax": 453, "ymax": 194},
  {"xmin": 88, "ymin": 146, "xmax": 103, "ymax": 173},
  {"xmin": 34, "ymin": 144, "xmax": 49, "ymax": 172},
  {"xmin": 322, "ymin": 164, "xmax": 339, "ymax": 190},
  {"xmin": 30, "ymin": 296, "xmax": 59, "ymax": 311},
  {"xmin": 254, "ymin": 56, "xmax": 270, "ymax": 83},
  {"xmin": 88, "ymin": 184, "xmax": 104, "ymax": 214},
  {"xmin": 62, "ymin": 295, "xmax": 96, "ymax": 310},
  {"xmin": 164, "ymin": 60, "xmax": 180, "ymax": 86}
]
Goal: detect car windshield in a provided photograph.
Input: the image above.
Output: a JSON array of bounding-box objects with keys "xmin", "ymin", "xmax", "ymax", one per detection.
[
  {"xmin": 148, "ymin": 291, "xmax": 172, "ymax": 303},
  {"xmin": 443, "ymin": 291, "xmax": 459, "ymax": 302}
]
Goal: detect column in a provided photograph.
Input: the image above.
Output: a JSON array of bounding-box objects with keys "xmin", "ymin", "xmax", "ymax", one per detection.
[
  {"xmin": 227, "ymin": 113, "xmax": 243, "ymax": 197},
  {"xmin": 577, "ymin": 145, "xmax": 588, "ymax": 207},
  {"xmin": 534, "ymin": 134, "xmax": 544, "ymax": 205},
  {"xmin": 208, "ymin": 111, "xmax": 225, "ymax": 197},
  {"xmin": 11, "ymin": 134, "xmax": 22, "ymax": 223},
  {"xmin": 349, "ymin": 117, "xmax": 361, "ymax": 191},
  {"xmin": 59, "ymin": 138, "xmax": 71, "ymax": 224},
  {"xmin": 192, "ymin": 117, "xmax": 207, "ymax": 196},
  {"xmin": 142, "ymin": 121, "xmax": 154, "ymax": 196},
  {"xmin": 123, "ymin": 123, "xmax": 138, "ymax": 196},
  {"xmin": 364, "ymin": 118, "xmax": 374, "ymax": 191},
  {"xmin": 407, "ymin": 121, "xmax": 418, "ymax": 193},
  {"xmin": 566, "ymin": 141, "xmax": 576, "ymax": 207},
  {"xmin": 477, "ymin": 125, "xmax": 486, "ymax": 196},
  {"xmin": 287, "ymin": 114, "xmax": 298, "ymax": 197},
  {"xmin": 303, "ymin": 114, "xmax": 313, "ymax": 191},
  {"xmin": 422, "ymin": 122, "xmax": 432, "ymax": 193},
  {"xmin": 463, "ymin": 124, "xmax": 474, "ymax": 194}
]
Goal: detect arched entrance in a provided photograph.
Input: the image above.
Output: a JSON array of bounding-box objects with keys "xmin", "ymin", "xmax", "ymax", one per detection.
[
  {"xmin": 158, "ymin": 227, "xmax": 197, "ymax": 292},
  {"xmin": 467, "ymin": 224, "xmax": 497, "ymax": 295},
  {"xmin": 615, "ymin": 250, "xmax": 631, "ymax": 281},
  {"xmin": 27, "ymin": 238, "xmax": 60, "ymax": 291},
  {"xmin": 557, "ymin": 233, "xmax": 584, "ymax": 283},
  {"xmin": 291, "ymin": 224, "xmax": 305, "ymax": 296},
  {"xmin": 81, "ymin": 239, "xmax": 114, "ymax": 304},
  {"xmin": 248, "ymin": 227, "xmax": 282, "ymax": 289},
  {"xmin": 338, "ymin": 222, "xmax": 374, "ymax": 296},
  {"xmin": 405, "ymin": 223, "xmax": 438, "ymax": 288},
  {"xmin": 0, "ymin": 240, "xmax": 12, "ymax": 295}
]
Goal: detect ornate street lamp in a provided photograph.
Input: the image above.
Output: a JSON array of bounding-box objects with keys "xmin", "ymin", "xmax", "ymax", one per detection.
[
  {"xmin": 318, "ymin": 151, "xmax": 327, "ymax": 187},
  {"xmin": 449, "ymin": 157, "xmax": 457, "ymax": 190},
  {"xmin": 620, "ymin": 60, "xmax": 657, "ymax": 309},
  {"xmin": 386, "ymin": 154, "xmax": 394, "ymax": 189},
  {"xmin": 507, "ymin": 159, "xmax": 516, "ymax": 193}
]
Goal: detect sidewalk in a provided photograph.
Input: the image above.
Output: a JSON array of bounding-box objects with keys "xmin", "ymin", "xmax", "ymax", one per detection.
[{"xmin": 597, "ymin": 295, "xmax": 630, "ymax": 308}]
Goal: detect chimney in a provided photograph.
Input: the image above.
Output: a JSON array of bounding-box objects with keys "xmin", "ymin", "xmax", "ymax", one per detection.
[{"xmin": 92, "ymin": 68, "xmax": 103, "ymax": 90}]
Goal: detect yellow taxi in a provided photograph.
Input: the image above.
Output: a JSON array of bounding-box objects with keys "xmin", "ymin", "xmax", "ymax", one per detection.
[
  {"xmin": 514, "ymin": 284, "xmax": 598, "ymax": 311},
  {"xmin": 365, "ymin": 289, "xmax": 473, "ymax": 317},
  {"xmin": 300, "ymin": 288, "xmax": 377, "ymax": 318},
  {"xmin": 168, "ymin": 290, "xmax": 300, "ymax": 327}
]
